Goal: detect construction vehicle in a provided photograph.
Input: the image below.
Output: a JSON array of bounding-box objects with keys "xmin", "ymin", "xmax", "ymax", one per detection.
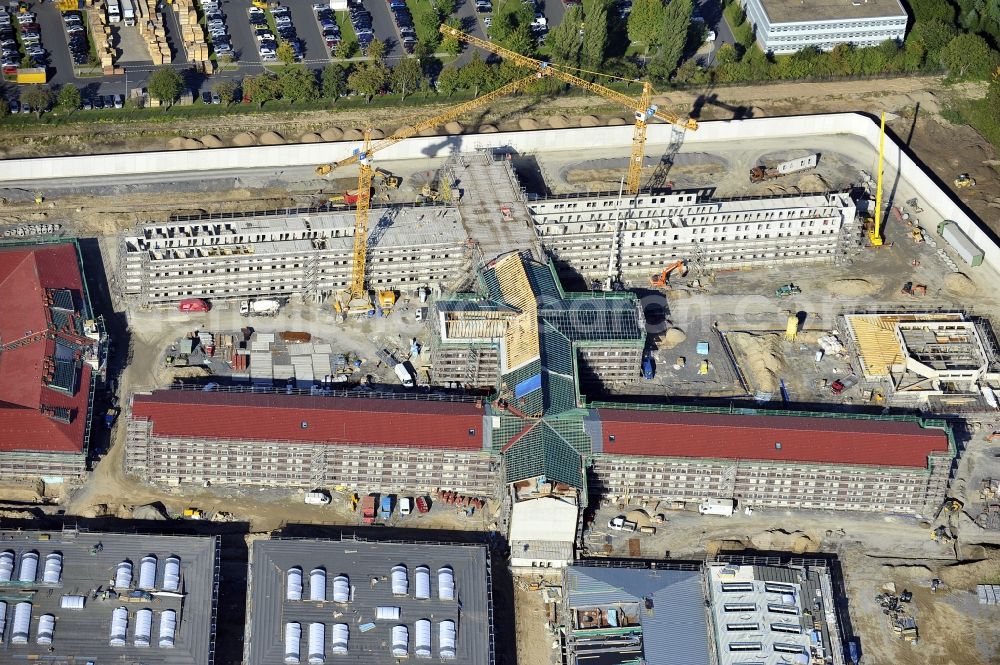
[
  {"xmin": 748, "ymin": 154, "xmax": 818, "ymax": 183},
  {"xmin": 641, "ymin": 355, "xmax": 654, "ymax": 380},
  {"xmin": 418, "ymin": 183, "xmax": 440, "ymax": 203},
  {"xmin": 867, "ymin": 112, "xmax": 887, "ymax": 246},
  {"xmin": 104, "ymin": 408, "xmax": 118, "ymax": 429},
  {"xmin": 182, "ymin": 508, "xmax": 203, "ymax": 520},
  {"xmin": 830, "ymin": 375, "xmax": 858, "ymax": 395},
  {"xmin": 930, "ymin": 525, "xmax": 955, "ymax": 543},
  {"xmin": 900, "ymin": 281, "xmax": 926, "ymax": 297},
  {"xmin": 954, "ymin": 173, "xmax": 976, "ymax": 188},
  {"xmin": 775, "ymin": 284, "xmax": 801, "ymax": 297},
  {"xmin": 439, "ymin": 23, "xmax": 698, "ymax": 195},
  {"xmin": 374, "ymin": 167, "xmax": 400, "ymax": 188},
  {"xmin": 933, "ymin": 497, "xmax": 963, "ymax": 520},
  {"xmin": 377, "ymin": 290, "xmax": 396, "ymax": 315},
  {"xmin": 240, "ymin": 299, "xmax": 281, "ymax": 317},
  {"xmin": 987, "ymin": 431, "xmax": 1000, "ymax": 443},
  {"xmin": 649, "ymin": 260, "xmax": 687, "ymax": 288}
]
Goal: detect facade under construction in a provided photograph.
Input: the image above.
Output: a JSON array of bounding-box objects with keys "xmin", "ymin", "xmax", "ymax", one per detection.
[
  {"xmin": 529, "ymin": 190, "xmax": 859, "ymax": 281},
  {"xmin": 119, "ymin": 207, "xmax": 468, "ymax": 306}
]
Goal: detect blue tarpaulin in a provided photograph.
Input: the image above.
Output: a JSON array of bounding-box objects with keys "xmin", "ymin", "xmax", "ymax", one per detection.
[{"xmin": 514, "ymin": 373, "xmax": 542, "ymax": 399}]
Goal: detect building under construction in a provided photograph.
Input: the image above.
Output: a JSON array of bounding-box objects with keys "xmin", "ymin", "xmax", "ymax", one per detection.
[
  {"xmin": 119, "ymin": 207, "xmax": 469, "ymax": 306},
  {"xmin": 126, "ymin": 259, "xmax": 955, "ymax": 516},
  {"xmin": 0, "ymin": 241, "xmax": 106, "ymax": 483},
  {"xmin": 430, "ymin": 252, "xmax": 646, "ymax": 390},
  {"xmin": 118, "ymin": 150, "xmax": 867, "ymax": 307}
]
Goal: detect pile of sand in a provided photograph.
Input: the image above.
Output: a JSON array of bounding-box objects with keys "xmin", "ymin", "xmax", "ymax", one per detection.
[
  {"xmin": 518, "ymin": 118, "xmax": 539, "ymax": 130},
  {"xmin": 200, "ymin": 135, "xmax": 225, "ymax": 148},
  {"xmin": 183, "ymin": 138, "xmax": 205, "ymax": 150},
  {"xmin": 607, "ymin": 117, "xmax": 627, "ymax": 126},
  {"xmin": 753, "ymin": 529, "xmax": 819, "ymax": 554},
  {"xmin": 662, "ymin": 327, "xmax": 687, "ymax": 349},
  {"xmin": 940, "ymin": 558, "xmax": 1000, "ymax": 590},
  {"xmin": 418, "ymin": 126, "xmax": 438, "ymax": 137},
  {"xmin": 828, "ymin": 278, "xmax": 878, "ymax": 296},
  {"xmin": 132, "ymin": 502, "xmax": 169, "ymax": 521},
  {"xmin": 300, "ymin": 132, "xmax": 323, "ymax": 143},
  {"xmin": 320, "ymin": 127, "xmax": 343, "ymax": 141},
  {"xmin": 798, "ymin": 173, "xmax": 830, "ymax": 191},
  {"xmin": 478, "ymin": 124, "xmax": 499, "ymax": 133},
  {"xmin": 369, "ymin": 128, "xmax": 386, "ymax": 139},
  {"xmin": 166, "ymin": 137, "xmax": 187, "ymax": 150},
  {"xmin": 232, "ymin": 132, "xmax": 257, "ymax": 146},
  {"xmin": 342, "ymin": 128, "xmax": 364, "ymax": 140},
  {"xmin": 943, "ymin": 272, "xmax": 977, "ymax": 296},
  {"xmin": 260, "ymin": 131, "xmax": 285, "ymax": 145},
  {"xmin": 727, "ymin": 332, "xmax": 786, "ymax": 393},
  {"xmin": 579, "ymin": 115, "xmax": 600, "ymax": 127},
  {"xmin": 444, "ymin": 121, "xmax": 464, "ymax": 135},
  {"xmin": 548, "ymin": 115, "xmax": 569, "ymax": 129}
]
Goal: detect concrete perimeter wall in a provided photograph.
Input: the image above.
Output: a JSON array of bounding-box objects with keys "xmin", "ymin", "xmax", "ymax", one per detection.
[{"xmin": 1, "ymin": 112, "xmax": 996, "ymax": 270}]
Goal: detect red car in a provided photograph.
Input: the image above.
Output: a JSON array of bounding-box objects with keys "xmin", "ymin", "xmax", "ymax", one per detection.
[
  {"xmin": 415, "ymin": 496, "xmax": 430, "ymax": 513},
  {"xmin": 178, "ymin": 298, "xmax": 211, "ymax": 312}
]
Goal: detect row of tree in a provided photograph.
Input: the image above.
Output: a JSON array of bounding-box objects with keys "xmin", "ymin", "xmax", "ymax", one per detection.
[{"xmin": 697, "ymin": 3, "xmax": 1000, "ymax": 86}]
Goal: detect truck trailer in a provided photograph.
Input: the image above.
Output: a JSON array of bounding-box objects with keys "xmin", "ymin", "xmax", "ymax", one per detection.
[
  {"xmin": 698, "ymin": 498, "xmax": 735, "ymax": 516},
  {"xmin": 122, "ymin": 0, "xmax": 135, "ymax": 25},
  {"xmin": 938, "ymin": 220, "xmax": 984, "ymax": 267},
  {"xmin": 394, "ymin": 362, "xmax": 415, "ymax": 388}
]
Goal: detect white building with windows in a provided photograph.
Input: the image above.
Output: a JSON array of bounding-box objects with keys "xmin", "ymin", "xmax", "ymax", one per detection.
[{"xmin": 742, "ymin": 0, "xmax": 908, "ymax": 54}]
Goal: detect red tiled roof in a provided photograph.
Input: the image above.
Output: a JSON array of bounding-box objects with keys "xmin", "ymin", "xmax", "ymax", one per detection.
[
  {"xmin": 131, "ymin": 391, "xmax": 487, "ymax": 450},
  {"xmin": 597, "ymin": 409, "xmax": 950, "ymax": 468},
  {"xmin": 0, "ymin": 243, "xmax": 90, "ymax": 454}
]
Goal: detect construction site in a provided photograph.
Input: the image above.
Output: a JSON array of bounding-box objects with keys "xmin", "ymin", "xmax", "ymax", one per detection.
[{"xmin": 1, "ymin": 23, "xmax": 1000, "ymax": 665}]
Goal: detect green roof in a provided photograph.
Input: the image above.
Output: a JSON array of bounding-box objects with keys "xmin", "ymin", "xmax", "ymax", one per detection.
[{"xmin": 503, "ymin": 421, "xmax": 585, "ymax": 489}]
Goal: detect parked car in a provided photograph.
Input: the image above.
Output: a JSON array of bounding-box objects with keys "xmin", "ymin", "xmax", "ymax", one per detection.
[
  {"xmin": 114, "ymin": 94, "xmax": 123, "ymax": 109},
  {"xmin": 608, "ymin": 516, "xmax": 637, "ymax": 532},
  {"xmin": 399, "ymin": 497, "xmax": 413, "ymax": 516},
  {"xmin": 415, "ymin": 496, "xmax": 430, "ymax": 513},
  {"xmin": 82, "ymin": 97, "xmax": 92, "ymax": 110},
  {"xmin": 8, "ymin": 99, "xmax": 18, "ymax": 113},
  {"xmin": 211, "ymin": 91, "xmax": 221, "ymax": 104}
]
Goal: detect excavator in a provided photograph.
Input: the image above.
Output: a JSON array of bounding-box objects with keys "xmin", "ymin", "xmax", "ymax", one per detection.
[{"xmin": 649, "ymin": 260, "xmax": 688, "ymax": 288}]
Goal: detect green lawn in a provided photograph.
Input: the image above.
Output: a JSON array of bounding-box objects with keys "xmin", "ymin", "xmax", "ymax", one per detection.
[
  {"xmin": 334, "ymin": 10, "xmax": 359, "ymax": 57},
  {"xmin": 406, "ymin": 0, "xmax": 439, "ymax": 45},
  {"xmin": 722, "ymin": 2, "xmax": 751, "ymax": 46},
  {"xmin": 949, "ymin": 98, "xmax": 1000, "ymax": 151}
]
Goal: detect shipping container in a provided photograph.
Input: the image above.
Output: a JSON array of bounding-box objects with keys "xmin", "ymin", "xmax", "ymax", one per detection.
[
  {"xmin": 937, "ymin": 220, "xmax": 984, "ymax": 267},
  {"xmin": 16, "ymin": 68, "xmax": 47, "ymax": 84}
]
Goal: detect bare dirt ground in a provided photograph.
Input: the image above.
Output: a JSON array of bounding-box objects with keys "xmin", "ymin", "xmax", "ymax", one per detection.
[{"xmin": 513, "ymin": 577, "xmax": 561, "ymax": 665}]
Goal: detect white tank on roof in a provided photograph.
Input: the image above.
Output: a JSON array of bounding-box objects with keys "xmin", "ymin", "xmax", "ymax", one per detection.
[
  {"xmin": 18, "ymin": 551, "xmax": 38, "ymax": 583},
  {"xmin": 439, "ymin": 620, "xmax": 457, "ymax": 659},
  {"xmin": 42, "ymin": 553, "xmax": 62, "ymax": 584},
  {"xmin": 391, "ymin": 565, "xmax": 408, "ymax": 596},
  {"xmin": 438, "ymin": 566, "xmax": 455, "ymax": 600},
  {"xmin": 308, "ymin": 622, "xmax": 325, "ymax": 664},
  {"xmin": 391, "ymin": 625, "xmax": 408, "ymax": 657},
  {"xmin": 134, "ymin": 608, "xmax": 153, "ymax": 647},
  {"xmin": 138, "ymin": 555, "xmax": 157, "ymax": 590},
  {"xmin": 331, "ymin": 623, "xmax": 349, "ymax": 654},
  {"xmin": 11, "ymin": 602, "xmax": 31, "ymax": 644},
  {"xmin": 285, "ymin": 622, "xmax": 302, "ymax": 664},
  {"xmin": 159, "ymin": 609, "xmax": 177, "ymax": 648},
  {"xmin": 114, "ymin": 561, "xmax": 133, "ymax": 589},
  {"xmin": 163, "ymin": 556, "xmax": 181, "ymax": 592},
  {"xmin": 414, "ymin": 566, "xmax": 430, "ymax": 600},
  {"xmin": 332, "ymin": 575, "xmax": 350, "ymax": 603},
  {"xmin": 309, "ymin": 568, "xmax": 326, "ymax": 602},
  {"xmin": 109, "ymin": 606, "xmax": 128, "ymax": 646},
  {"xmin": 415, "ymin": 619, "xmax": 431, "ymax": 658},
  {"xmin": 36, "ymin": 613, "xmax": 55, "ymax": 645},
  {"xmin": 287, "ymin": 567, "xmax": 303, "ymax": 601},
  {"xmin": 0, "ymin": 550, "xmax": 14, "ymax": 582}
]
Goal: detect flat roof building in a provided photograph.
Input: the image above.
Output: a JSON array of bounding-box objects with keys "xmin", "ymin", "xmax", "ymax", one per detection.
[
  {"xmin": 0, "ymin": 529, "xmax": 219, "ymax": 665},
  {"xmin": 0, "ymin": 241, "xmax": 106, "ymax": 482},
  {"xmin": 563, "ymin": 563, "xmax": 711, "ymax": 665},
  {"xmin": 245, "ymin": 537, "xmax": 494, "ymax": 665},
  {"xmin": 742, "ymin": 0, "xmax": 907, "ymax": 54},
  {"xmin": 706, "ymin": 556, "xmax": 847, "ymax": 665}
]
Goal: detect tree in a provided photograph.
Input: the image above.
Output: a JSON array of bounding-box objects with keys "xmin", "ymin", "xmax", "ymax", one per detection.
[
  {"xmin": 436, "ymin": 65, "xmax": 462, "ymax": 95},
  {"xmin": 909, "ymin": 19, "xmax": 958, "ymax": 62},
  {"xmin": 321, "ymin": 63, "xmax": 349, "ymax": 99},
  {"xmin": 335, "ymin": 40, "xmax": 358, "ymax": 59},
  {"xmin": 715, "ymin": 43, "xmax": 739, "ymax": 65},
  {"xmin": 627, "ymin": 0, "xmax": 665, "ymax": 51},
  {"xmin": 277, "ymin": 41, "xmax": 296, "ymax": 65},
  {"xmin": 581, "ymin": 4, "xmax": 609, "ymax": 70},
  {"xmin": 213, "ymin": 79, "xmax": 237, "ymax": 105},
  {"xmin": 348, "ymin": 61, "xmax": 389, "ymax": 101},
  {"xmin": 940, "ymin": 32, "xmax": 999, "ymax": 79},
  {"xmin": 649, "ymin": 0, "xmax": 691, "ymax": 81},
  {"xmin": 366, "ymin": 38, "xmax": 386, "ymax": 60},
  {"xmin": 148, "ymin": 66, "xmax": 183, "ymax": 106},
  {"xmin": 279, "ymin": 64, "xmax": 319, "ymax": 102},
  {"xmin": 459, "ymin": 53, "xmax": 490, "ymax": 96},
  {"xmin": 391, "ymin": 57, "xmax": 424, "ymax": 99},
  {"xmin": 0, "ymin": 97, "xmax": 8, "ymax": 117},
  {"xmin": 21, "ymin": 85, "xmax": 54, "ymax": 118},
  {"xmin": 989, "ymin": 66, "xmax": 1000, "ymax": 123},
  {"xmin": 547, "ymin": 6, "xmax": 583, "ymax": 66},
  {"xmin": 433, "ymin": 0, "xmax": 456, "ymax": 16},
  {"xmin": 243, "ymin": 73, "xmax": 280, "ymax": 108},
  {"xmin": 57, "ymin": 83, "xmax": 82, "ymax": 113}
]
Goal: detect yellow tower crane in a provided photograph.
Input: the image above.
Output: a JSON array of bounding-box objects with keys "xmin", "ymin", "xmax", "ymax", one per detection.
[
  {"xmin": 319, "ymin": 72, "xmax": 554, "ymax": 315},
  {"xmin": 438, "ymin": 24, "xmax": 698, "ymax": 195},
  {"xmin": 868, "ymin": 111, "xmax": 886, "ymax": 247}
]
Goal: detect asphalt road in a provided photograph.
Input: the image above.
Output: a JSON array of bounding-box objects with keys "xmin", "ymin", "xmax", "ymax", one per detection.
[{"xmin": 363, "ymin": 0, "xmax": 403, "ymax": 59}]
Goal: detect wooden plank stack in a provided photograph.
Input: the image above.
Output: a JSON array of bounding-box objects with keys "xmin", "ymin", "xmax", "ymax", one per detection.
[
  {"xmin": 88, "ymin": 1, "xmax": 115, "ymax": 69},
  {"xmin": 135, "ymin": 0, "xmax": 172, "ymax": 64},
  {"xmin": 172, "ymin": 0, "xmax": 210, "ymax": 66}
]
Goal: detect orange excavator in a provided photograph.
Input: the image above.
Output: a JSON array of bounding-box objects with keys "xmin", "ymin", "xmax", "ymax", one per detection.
[{"xmin": 650, "ymin": 260, "xmax": 688, "ymax": 288}]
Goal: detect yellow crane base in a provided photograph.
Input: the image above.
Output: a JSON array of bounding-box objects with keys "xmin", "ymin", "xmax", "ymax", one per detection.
[{"xmin": 868, "ymin": 229, "xmax": 884, "ymax": 247}]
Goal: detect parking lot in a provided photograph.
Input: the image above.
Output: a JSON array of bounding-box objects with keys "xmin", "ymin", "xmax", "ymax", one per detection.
[{"xmin": 1, "ymin": 0, "xmax": 581, "ymax": 105}]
